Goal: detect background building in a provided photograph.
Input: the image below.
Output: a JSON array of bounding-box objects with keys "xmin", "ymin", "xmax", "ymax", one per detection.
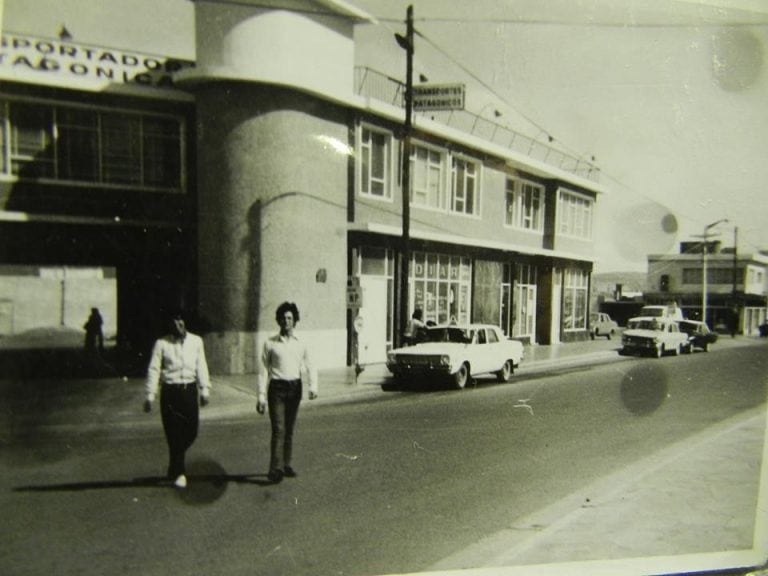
[{"xmin": 646, "ymin": 241, "xmax": 768, "ymax": 335}]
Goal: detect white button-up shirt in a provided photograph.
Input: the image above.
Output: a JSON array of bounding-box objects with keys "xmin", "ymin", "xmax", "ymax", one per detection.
[
  {"xmin": 257, "ymin": 333, "xmax": 317, "ymax": 402},
  {"xmin": 145, "ymin": 332, "xmax": 211, "ymax": 402}
]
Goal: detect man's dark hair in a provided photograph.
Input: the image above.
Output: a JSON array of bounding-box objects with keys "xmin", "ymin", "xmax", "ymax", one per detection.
[{"xmin": 276, "ymin": 301, "xmax": 300, "ymax": 323}]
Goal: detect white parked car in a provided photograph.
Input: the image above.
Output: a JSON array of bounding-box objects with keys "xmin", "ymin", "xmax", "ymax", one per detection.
[
  {"xmin": 620, "ymin": 317, "xmax": 689, "ymax": 358},
  {"xmin": 590, "ymin": 312, "xmax": 618, "ymax": 340},
  {"xmin": 386, "ymin": 324, "xmax": 524, "ymax": 389}
]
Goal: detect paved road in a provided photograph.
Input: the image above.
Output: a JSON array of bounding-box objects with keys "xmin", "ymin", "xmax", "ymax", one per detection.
[{"xmin": 1, "ymin": 339, "xmax": 766, "ymax": 576}]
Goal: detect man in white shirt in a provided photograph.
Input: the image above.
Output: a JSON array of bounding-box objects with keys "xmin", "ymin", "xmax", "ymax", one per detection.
[
  {"xmin": 144, "ymin": 310, "xmax": 211, "ymax": 489},
  {"xmin": 257, "ymin": 302, "xmax": 318, "ymax": 483}
]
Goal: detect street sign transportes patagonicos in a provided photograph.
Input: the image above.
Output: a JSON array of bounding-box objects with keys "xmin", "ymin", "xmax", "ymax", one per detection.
[{"xmin": 412, "ymin": 83, "xmax": 465, "ymax": 111}]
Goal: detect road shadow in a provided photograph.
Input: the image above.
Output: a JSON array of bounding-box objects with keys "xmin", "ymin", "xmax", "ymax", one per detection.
[
  {"xmin": 13, "ymin": 457, "xmax": 282, "ymax": 505},
  {"xmin": 0, "ymin": 347, "xmax": 122, "ymax": 379},
  {"xmin": 13, "ymin": 472, "xmax": 279, "ymax": 500}
]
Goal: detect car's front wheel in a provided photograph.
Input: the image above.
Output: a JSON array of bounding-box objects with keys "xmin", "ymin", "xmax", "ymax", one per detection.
[
  {"xmin": 495, "ymin": 360, "xmax": 514, "ymax": 383},
  {"xmin": 654, "ymin": 344, "xmax": 665, "ymax": 358},
  {"xmin": 454, "ymin": 363, "xmax": 470, "ymax": 389}
]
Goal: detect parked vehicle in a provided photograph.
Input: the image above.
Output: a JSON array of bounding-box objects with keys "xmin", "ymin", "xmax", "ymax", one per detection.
[
  {"xmin": 635, "ymin": 304, "xmax": 684, "ymax": 321},
  {"xmin": 386, "ymin": 324, "xmax": 524, "ymax": 389},
  {"xmin": 677, "ymin": 319, "xmax": 718, "ymax": 352},
  {"xmin": 620, "ymin": 318, "xmax": 689, "ymax": 358},
  {"xmin": 590, "ymin": 312, "xmax": 618, "ymax": 340}
]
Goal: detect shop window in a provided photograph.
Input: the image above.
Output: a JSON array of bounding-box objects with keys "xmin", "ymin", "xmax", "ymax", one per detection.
[
  {"xmin": 411, "ymin": 252, "xmax": 471, "ymax": 325},
  {"xmin": 563, "ymin": 268, "xmax": 588, "ymax": 331}
]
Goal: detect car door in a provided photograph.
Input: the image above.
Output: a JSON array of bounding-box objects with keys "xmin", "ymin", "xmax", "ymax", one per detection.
[
  {"xmin": 484, "ymin": 327, "xmax": 507, "ymax": 372},
  {"xmin": 474, "ymin": 328, "xmax": 498, "ymax": 374}
]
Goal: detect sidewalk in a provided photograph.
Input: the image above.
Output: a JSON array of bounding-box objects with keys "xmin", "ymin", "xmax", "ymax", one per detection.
[{"xmin": 201, "ymin": 336, "xmax": 622, "ymax": 420}]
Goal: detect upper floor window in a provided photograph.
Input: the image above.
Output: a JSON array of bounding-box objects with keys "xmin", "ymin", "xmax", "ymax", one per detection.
[
  {"xmin": 359, "ymin": 124, "xmax": 392, "ymax": 200},
  {"xmin": 410, "ymin": 143, "xmax": 445, "ymax": 210},
  {"xmin": 505, "ymin": 177, "xmax": 544, "ymax": 231},
  {"xmin": 0, "ymin": 98, "xmax": 184, "ymax": 192},
  {"xmin": 558, "ymin": 189, "xmax": 593, "ymax": 239},
  {"xmin": 451, "ymin": 156, "xmax": 479, "ymax": 216}
]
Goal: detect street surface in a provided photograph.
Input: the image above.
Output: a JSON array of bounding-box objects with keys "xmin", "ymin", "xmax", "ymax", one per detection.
[{"xmin": 1, "ymin": 340, "xmax": 766, "ymax": 576}]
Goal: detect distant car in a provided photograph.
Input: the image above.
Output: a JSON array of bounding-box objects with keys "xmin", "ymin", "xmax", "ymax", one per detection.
[
  {"xmin": 590, "ymin": 312, "xmax": 618, "ymax": 340},
  {"xmin": 386, "ymin": 323, "xmax": 524, "ymax": 389},
  {"xmin": 677, "ymin": 319, "xmax": 718, "ymax": 352},
  {"xmin": 635, "ymin": 305, "xmax": 684, "ymax": 321},
  {"xmin": 620, "ymin": 317, "xmax": 689, "ymax": 358}
]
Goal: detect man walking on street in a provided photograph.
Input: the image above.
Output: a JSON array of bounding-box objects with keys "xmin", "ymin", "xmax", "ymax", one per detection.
[
  {"xmin": 257, "ymin": 301, "xmax": 318, "ymax": 483},
  {"xmin": 144, "ymin": 309, "xmax": 211, "ymax": 489}
]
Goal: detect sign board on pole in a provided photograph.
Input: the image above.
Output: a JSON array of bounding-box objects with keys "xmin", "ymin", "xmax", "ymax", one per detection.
[
  {"xmin": 347, "ymin": 276, "xmax": 363, "ymax": 309},
  {"xmin": 413, "ymin": 83, "xmax": 465, "ymax": 111}
]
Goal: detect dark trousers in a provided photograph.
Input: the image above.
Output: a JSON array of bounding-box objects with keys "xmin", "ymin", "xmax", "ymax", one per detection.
[
  {"xmin": 267, "ymin": 379, "xmax": 302, "ymax": 472},
  {"xmin": 160, "ymin": 383, "xmax": 199, "ymax": 478}
]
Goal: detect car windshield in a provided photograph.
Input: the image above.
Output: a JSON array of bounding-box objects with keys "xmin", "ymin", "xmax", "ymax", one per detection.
[
  {"xmin": 424, "ymin": 327, "xmax": 471, "ymax": 343},
  {"xmin": 630, "ymin": 319, "xmax": 662, "ymax": 331},
  {"xmin": 640, "ymin": 307, "xmax": 664, "ymax": 317}
]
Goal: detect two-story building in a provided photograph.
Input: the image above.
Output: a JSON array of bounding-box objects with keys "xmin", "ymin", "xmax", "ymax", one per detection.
[
  {"xmin": 645, "ymin": 241, "xmax": 768, "ymax": 335},
  {"xmin": 0, "ymin": 0, "xmax": 605, "ymax": 373}
]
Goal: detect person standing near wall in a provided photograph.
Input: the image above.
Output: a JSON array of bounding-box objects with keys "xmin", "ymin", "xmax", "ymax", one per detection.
[
  {"xmin": 257, "ymin": 301, "xmax": 318, "ymax": 483},
  {"xmin": 83, "ymin": 307, "xmax": 104, "ymax": 355},
  {"xmin": 143, "ymin": 309, "xmax": 211, "ymax": 489}
]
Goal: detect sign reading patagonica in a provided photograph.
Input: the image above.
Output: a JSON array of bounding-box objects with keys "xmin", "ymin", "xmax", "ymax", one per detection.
[
  {"xmin": 412, "ymin": 83, "xmax": 465, "ymax": 111},
  {"xmin": 0, "ymin": 33, "xmax": 195, "ymax": 94}
]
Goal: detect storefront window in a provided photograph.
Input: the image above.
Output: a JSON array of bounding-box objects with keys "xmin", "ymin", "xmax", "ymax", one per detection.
[
  {"xmin": 563, "ymin": 268, "xmax": 588, "ymax": 330},
  {"xmin": 411, "ymin": 251, "xmax": 471, "ymax": 325}
]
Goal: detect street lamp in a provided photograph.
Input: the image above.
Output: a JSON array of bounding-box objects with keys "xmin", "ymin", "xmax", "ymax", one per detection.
[{"xmin": 699, "ymin": 218, "xmax": 729, "ymax": 325}]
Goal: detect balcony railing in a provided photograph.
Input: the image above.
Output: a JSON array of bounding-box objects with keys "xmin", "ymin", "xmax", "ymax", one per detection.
[{"xmin": 354, "ymin": 67, "xmax": 600, "ymax": 183}]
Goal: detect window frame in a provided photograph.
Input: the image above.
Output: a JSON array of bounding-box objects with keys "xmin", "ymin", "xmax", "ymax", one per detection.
[
  {"xmin": 357, "ymin": 123, "xmax": 394, "ymax": 202},
  {"xmin": 563, "ymin": 267, "xmax": 589, "ymax": 332},
  {"xmin": 409, "ymin": 140, "xmax": 447, "ymax": 212},
  {"xmin": 557, "ymin": 188, "xmax": 594, "ymax": 240},
  {"xmin": 505, "ymin": 176, "xmax": 545, "ymax": 232},
  {"xmin": 450, "ymin": 154, "xmax": 481, "ymax": 218},
  {"xmin": 0, "ymin": 96, "xmax": 186, "ymax": 193}
]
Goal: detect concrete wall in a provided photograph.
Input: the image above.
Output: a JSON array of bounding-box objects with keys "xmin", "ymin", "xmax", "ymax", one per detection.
[
  {"xmin": 195, "ymin": 84, "xmax": 349, "ymax": 373},
  {"xmin": 0, "ymin": 266, "xmax": 116, "ymax": 337}
]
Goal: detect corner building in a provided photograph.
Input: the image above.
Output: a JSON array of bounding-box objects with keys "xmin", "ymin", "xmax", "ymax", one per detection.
[{"xmin": 0, "ymin": 0, "xmax": 606, "ymax": 374}]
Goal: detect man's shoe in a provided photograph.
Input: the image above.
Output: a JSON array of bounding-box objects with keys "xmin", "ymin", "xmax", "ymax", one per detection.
[
  {"xmin": 267, "ymin": 469, "xmax": 284, "ymax": 483},
  {"xmin": 173, "ymin": 474, "xmax": 187, "ymax": 489},
  {"xmin": 283, "ymin": 466, "xmax": 297, "ymax": 478}
]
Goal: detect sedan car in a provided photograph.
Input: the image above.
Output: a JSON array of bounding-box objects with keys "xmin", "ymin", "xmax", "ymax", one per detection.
[
  {"xmin": 620, "ymin": 318, "xmax": 689, "ymax": 358},
  {"xmin": 590, "ymin": 312, "xmax": 618, "ymax": 340},
  {"xmin": 677, "ymin": 319, "xmax": 718, "ymax": 352},
  {"xmin": 386, "ymin": 323, "xmax": 524, "ymax": 389}
]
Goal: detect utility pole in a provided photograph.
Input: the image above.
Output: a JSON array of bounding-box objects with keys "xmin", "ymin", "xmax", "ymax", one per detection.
[
  {"xmin": 395, "ymin": 5, "xmax": 413, "ymax": 347},
  {"xmin": 697, "ymin": 218, "xmax": 728, "ymax": 325}
]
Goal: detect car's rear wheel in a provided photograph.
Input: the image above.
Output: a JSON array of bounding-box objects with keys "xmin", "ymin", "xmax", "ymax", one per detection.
[
  {"xmin": 454, "ymin": 363, "xmax": 469, "ymax": 389},
  {"xmin": 702, "ymin": 342, "xmax": 709, "ymax": 352},
  {"xmin": 496, "ymin": 359, "xmax": 514, "ymax": 383}
]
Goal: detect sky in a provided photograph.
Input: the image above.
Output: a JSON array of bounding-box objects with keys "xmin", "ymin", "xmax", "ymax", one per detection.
[{"xmin": 2, "ymin": 0, "xmax": 768, "ymax": 272}]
